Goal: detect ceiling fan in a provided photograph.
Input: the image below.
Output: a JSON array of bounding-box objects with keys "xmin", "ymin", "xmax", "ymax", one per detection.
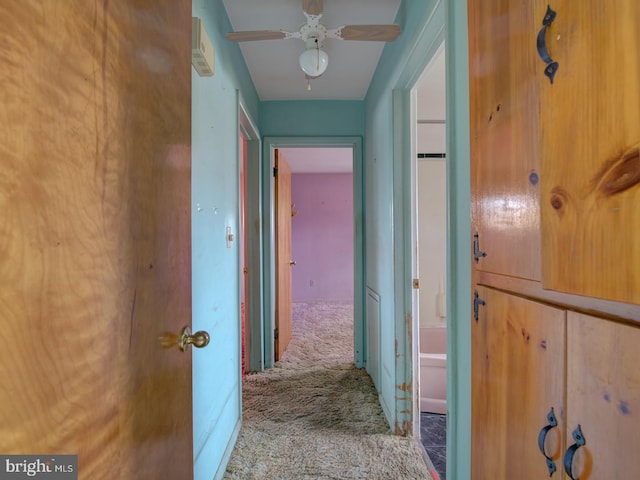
[{"xmin": 225, "ymin": 0, "xmax": 401, "ymax": 80}]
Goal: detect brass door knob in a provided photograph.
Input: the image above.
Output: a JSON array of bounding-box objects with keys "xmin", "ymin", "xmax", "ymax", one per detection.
[
  {"xmin": 289, "ymin": 260, "xmax": 296, "ymax": 266},
  {"xmin": 178, "ymin": 326, "xmax": 210, "ymax": 352}
]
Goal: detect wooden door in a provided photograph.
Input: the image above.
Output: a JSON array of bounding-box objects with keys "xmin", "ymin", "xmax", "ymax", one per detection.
[
  {"xmin": 566, "ymin": 312, "xmax": 640, "ymax": 479},
  {"xmin": 540, "ymin": 0, "xmax": 640, "ymax": 304},
  {"xmin": 274, "ymin": 150, "xmax": 293, "ymax": 360},
  {"xmin": 472, "ymin": 287, "xmax": 566, "ymax": 479},
  {"xmin": 469, "ymin": 0, "xmax": 542, "ymax": 281},
  {"xmin": 0, "ymin": 2, "xmax": 193, "ymax": 478}
]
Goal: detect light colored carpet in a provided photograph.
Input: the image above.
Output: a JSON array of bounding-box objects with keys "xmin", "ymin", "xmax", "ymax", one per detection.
[{"xmin": 223, "ymin": 301, "xmax": 433, "ymax": 480}]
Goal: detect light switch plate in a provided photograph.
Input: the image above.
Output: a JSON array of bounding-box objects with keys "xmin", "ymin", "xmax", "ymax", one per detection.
[{"xmin": 226, "ymin": 226, "xmax": 234, "ymax": 248}]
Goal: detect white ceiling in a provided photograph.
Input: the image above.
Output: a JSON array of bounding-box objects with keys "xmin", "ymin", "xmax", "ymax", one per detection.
[
  {"xmin": 222, "ymin": 0, "xmax": 402, "ymax": 101},
  {"xmin": 277, "ymin": 46, "xmax": 446, "ymax": 173}
]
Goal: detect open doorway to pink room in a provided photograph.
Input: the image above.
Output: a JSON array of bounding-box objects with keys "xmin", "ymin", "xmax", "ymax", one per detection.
[{"xmin": 277, "ymin": 147, "xmax": 355, "ymax": 354}]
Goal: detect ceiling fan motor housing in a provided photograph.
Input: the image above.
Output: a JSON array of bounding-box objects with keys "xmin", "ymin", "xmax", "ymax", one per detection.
[{"xmin": 299, "ymin": 17, "xmax": 327, "ymax": 49}]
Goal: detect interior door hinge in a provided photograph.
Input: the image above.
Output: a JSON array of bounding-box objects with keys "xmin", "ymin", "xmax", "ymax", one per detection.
[
  {"xmin": 413, "ymin": 278, "xmax": 420, "ymax": 289},
  {"xmin": 274, "ymin": 328, "xmax": 279, "ymax": 340},
  {"xmin": 473, "ymin": 290, "xmax": 485, "ymax": 322},
  {"xmin": 473, "ymin": 232, "xmax": 487, "ymax": 263},
  {"xmin": 273, "ymin": 166, "xmax": 278, "ymax": 177}
]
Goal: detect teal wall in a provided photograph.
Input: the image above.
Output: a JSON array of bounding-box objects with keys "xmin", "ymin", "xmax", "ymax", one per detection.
[
  {"xmin": 445, "ymin": 1, "xmax": 472, "ymax": 478},
  {"xmin": 191, "ymin": 1, "xmax": 260, "ymax": 478},
  {"xmin": 258, "ymin": 100, "xmax": 366, "ymax": 371},
  {"xmin": 364, "ymin": 0, "xmax": 443, "ymax": 430},
  {"xmin": 364, "ymin": 0, "xmax": 471, "ymax": 478},
  {"xmin": 259, "ymin": 100, "xmax": 364, "ymax": 137}
]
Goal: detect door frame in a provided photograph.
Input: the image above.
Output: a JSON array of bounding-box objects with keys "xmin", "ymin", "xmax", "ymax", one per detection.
[
  {"xmin": 238, "ymin": 97, "xmax": 264, "ymax": 372},
  {"xmin": 262, "ymin": 136, "xmax": 364, "ymax": 369},
  {"xmin": 408, "ymin": 39, "xmax": 447, "ymax": 437}
]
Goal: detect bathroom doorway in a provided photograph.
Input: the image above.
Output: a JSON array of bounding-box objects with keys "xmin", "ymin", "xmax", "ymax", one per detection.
[{"xmin": 414, "ymin": 42, "xmax": 448, "ymax": 479}]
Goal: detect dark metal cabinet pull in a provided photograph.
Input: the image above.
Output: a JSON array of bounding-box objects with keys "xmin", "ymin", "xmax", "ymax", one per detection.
[
  {"xmin": 564, "ymin": 424, "xmax": 586, "ymax": 480},
  {"xmin": 537, "ymin": 5, "xmax": 559, "ymax": 83},
  {"xmin": 538, "ymin": 408, "xmax": 558, "ymax": 476}
]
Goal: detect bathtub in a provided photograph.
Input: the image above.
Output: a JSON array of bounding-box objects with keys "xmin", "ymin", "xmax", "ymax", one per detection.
[{"xmin": 419, "ymin": 326, "xmax": 447, "ymax": 414}]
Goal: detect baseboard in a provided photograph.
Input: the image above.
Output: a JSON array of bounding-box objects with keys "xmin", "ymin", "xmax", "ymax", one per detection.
[
  {"xmin": 213, "ymin": 418, "xmax": 242, "ymax": 480},
  {"xmin": 420, "ymin": 398, "xmax": 447, "ymax": 415}
]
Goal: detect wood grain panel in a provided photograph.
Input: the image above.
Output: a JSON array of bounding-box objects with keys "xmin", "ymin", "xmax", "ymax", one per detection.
[
  {"xmin": 469, "ymin": 0, "xmax": 542, "ymax": 281},
  {"xmin": 275, "ymin": 151, "xmax": 293, "ymax": 360},
  {"xmin": 567, "ymin": 312, "xmax": 640, "ymax": 478},
  {"xmin": 540, "ymin": 0, "xmax": 640, "ymax": 304},
  {"xmin": 0, "ymin": 1, "xmax": 192, "ymax": 478},
  {"xmin": 472, "ymin": 287, "xmax": 565, "ymax": 479},
  {"xmin": 303, "ymin": 0, "xmax": 323, "ymax": 16},
  {"xmin": 478, "ymin": 271, "xmax": 640, "ymax": 324}
]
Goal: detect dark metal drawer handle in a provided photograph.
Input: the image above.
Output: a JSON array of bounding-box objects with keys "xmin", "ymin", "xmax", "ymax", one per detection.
[
  {"xmin": 563, "ymin": 424, "xmax": 586, "ymax": 480},
  {"xmin": 537, "ymin": 5, "xmax": 559, "ymax": 83},
  {"xmin": 537, "ymin": 408, "xmax": 558, "ymax": 476}
]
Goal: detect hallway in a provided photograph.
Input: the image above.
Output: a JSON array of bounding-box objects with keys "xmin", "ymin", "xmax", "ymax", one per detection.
[
  {"xmin": 224, "ymin": 302, "xmax": 433, "ymax": 479},
  {"xmin": 2, "ymin": 1, "xmax": 474, "ymax": 477}
]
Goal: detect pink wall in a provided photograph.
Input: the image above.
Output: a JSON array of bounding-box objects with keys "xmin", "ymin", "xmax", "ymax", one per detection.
[{"xmin": 291, "ymin": 173, "xmax": 354, "ymax": 301}]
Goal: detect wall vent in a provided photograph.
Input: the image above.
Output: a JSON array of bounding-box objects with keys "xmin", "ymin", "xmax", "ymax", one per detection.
[{"xmin": 192, "ymin": 17, "xmax": 214, "ymax": 77}]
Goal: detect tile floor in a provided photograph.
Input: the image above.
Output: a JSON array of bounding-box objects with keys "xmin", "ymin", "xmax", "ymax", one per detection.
[{"xmin": 420, "ymin": 412, "xmax": 446, "ymax": 480}]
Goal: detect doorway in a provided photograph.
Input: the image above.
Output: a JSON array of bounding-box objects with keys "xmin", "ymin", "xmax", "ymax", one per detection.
[
  {"xmin": 238, "ymin": 101, "xmax": 263, "ymax": 373},
  {"xmin": 262, "ymin": 137, "xmax": 364, "ymax": 369},
  {"xmin": 274, "ymin": 147, "xmax": 355, "ymax": 360},
  {"xmin": 413, "ymin": 42, "xmax": 448, "ymax": 480}
]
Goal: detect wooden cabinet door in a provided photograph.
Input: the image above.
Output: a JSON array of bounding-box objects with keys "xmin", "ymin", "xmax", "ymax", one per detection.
[
  {"xmin": 540, "ymin": 1, "xmax": 640, "ymax": 304},
  {"xmin": 566, "ymin": 312, "xmax": 640, "ymax": 479},
  {"xmin": 469, "ymin": 0, "xmax": 542, "ymax": 281},
  {"xmin": 472, "ymin": 287, "xmax": 566, "ymax": 479}
]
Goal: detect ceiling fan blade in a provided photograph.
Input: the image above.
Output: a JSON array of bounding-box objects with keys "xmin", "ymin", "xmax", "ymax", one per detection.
[
  {"xmin": 335, "ymin": 24, "xmax": 401, "ymax": 42},
  {"xmin": 226, "ymin": 30, "xmax": 287, "ymax": 42},
  {"xmin": 302, "ymin": 0, "xmax": 323, "ymax": 16}
]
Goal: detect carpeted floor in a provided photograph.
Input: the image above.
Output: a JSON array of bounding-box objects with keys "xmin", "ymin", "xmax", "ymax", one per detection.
[{"xmin": 223, "ymin": 301, "xmax": 433, "ymax": 480}]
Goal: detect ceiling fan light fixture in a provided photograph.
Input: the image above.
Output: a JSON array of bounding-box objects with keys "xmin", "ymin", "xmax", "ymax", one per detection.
[{"xmin": 299, "ymin": 47, "xmax": 328, "ymax": 77}]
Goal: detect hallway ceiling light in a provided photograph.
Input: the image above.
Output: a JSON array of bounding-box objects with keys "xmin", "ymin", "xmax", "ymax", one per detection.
[{"xmin": 299, "ymin": 40, "xmax": 328, "ymax": 77}]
